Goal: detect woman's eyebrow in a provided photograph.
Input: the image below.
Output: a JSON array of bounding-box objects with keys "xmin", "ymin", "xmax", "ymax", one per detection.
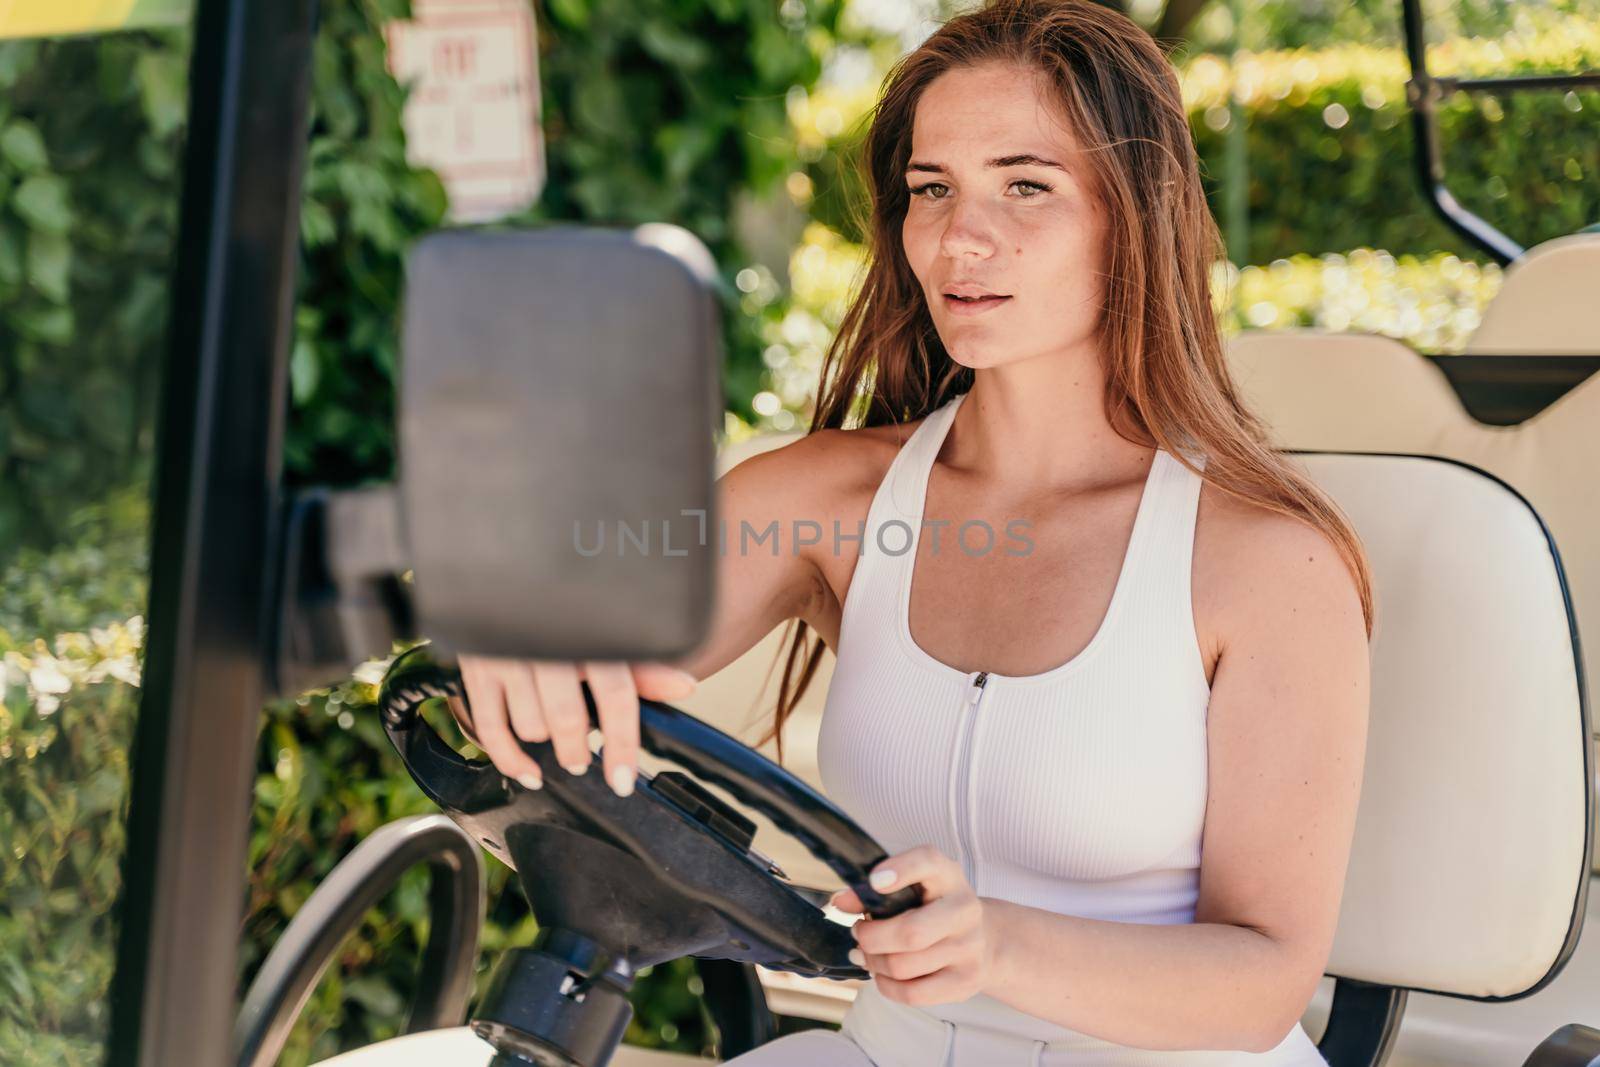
[{"xmin": 905, "ymin": 153, "xmax": 1068, "ymax": 173}]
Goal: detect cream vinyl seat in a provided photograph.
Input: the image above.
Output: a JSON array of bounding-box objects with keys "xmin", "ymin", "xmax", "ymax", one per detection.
[
  {"xmin": 1464, "ymin": 233, "xmax": 1600, "ymax": 355},
  {"xmin": 1223, "ymin": 277, "xmax": 1600, "ymax": 1064},
  {"xmin": 1225, "ymin": 328, "xmax": 1600, "ymax": 873}
]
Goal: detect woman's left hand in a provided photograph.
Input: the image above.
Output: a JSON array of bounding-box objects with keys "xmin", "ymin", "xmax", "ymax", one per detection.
[{"xmin": 828, "ymin": 845, "xmax": 999, "ymax": 1006}]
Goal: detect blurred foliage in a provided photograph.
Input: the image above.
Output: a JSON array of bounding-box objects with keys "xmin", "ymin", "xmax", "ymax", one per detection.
[
  {"xmin": 0, "ymin": 0, "xmax": 445, "ymax": 556},
  {"xmin": 1211, "ymin": 247, "xmax": 1503, "ymax": 344},
  {"xmin": 1182, "ymin": 0, "xmax": 1600, "ymax": 53},
  {"xmin": 0, "ymin": 614, "xmax": 143, "ymax": 1067},
  {"xmin": 286, "ymin": 0, "xmax": 450, "ymax": 485},
  {"xmin": 793, "ymin": 12, "xmax": 1600, "ymax": 263},
  {"xmin": 1183, "ymin": 10, "xmax": 1600, "ymax": 261},
  {"xmin": 504, "ymin": 0, "xmax": 861, "ymax": 425},
  {"xmin": 739, "ymin": 222, "xmax": 1505, "ymax": 433},
  {"xmin": 0, "ymin": 0, "xmax": 860, "ymax": 549},
  {"xmin": 0, "ymin": 30, "xmax": 182, "ymax": 557}
]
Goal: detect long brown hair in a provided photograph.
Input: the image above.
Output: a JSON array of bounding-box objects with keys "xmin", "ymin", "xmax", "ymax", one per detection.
[{"xmin": 758, "ymin": 0, "xmax": 1375, "ymax": 755}]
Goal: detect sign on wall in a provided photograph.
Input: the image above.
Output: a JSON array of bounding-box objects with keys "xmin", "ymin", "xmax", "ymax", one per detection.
[
  {"xmin": 385, "ymin": 0, "xmax": 547, "ymax": 223},
  {"xmin": 0, "ymin": 0, "xmax": 191, "ymax": 38}
]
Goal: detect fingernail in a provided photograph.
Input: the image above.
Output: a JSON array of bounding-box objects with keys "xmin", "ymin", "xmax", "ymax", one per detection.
[
  {"xmin": 869, "ymin": 868, "xmax": 896, "ymax": 891},
  {"xmin": 609, "ymin": 765, "xmax": 636, "ymax": 797},
  {"xmin": 564, "ymin": 762, "xmax": 589, "ymax": 776},
  {"xmin": 673, "ymin": 669, "xmax": 698, "ymax": 688},
  {"xmin": 848, "ymin": 948, "xmax": 865, "ymax": 967},
  {"xmin": 517, "ymin": 773, "xmax": 543, "ymax": 791}
]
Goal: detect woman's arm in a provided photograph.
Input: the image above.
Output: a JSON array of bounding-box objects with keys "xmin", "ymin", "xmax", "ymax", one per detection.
[
  {"xmin": 660, "ymin": 433, "xmax": 838, "ymax": 683},
  {"xmin": 988, "ymin": 510, "xmax": 1369, "ymax": 1051}
]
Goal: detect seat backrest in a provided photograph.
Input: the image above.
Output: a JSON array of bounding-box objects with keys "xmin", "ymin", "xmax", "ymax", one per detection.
[
  {"xmin": 1465, "ymin": 234, "xmax": 1600, "ymax": 355},
  {"xmin": 1293, "ymin": 451, "xmax": 1586, "ymax": 998},
  {"xmin": 1228, "ymin": 329, "xmax": 1600, "ymax": 873}
]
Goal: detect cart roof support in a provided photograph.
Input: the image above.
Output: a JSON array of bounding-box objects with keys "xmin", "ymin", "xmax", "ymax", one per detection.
[{"xmin": 106, "ymin": 1, "xmax": 317, "ymax": 1064}]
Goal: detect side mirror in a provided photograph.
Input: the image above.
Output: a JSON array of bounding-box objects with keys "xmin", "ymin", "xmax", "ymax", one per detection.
[{"xmin": 399, "ymin": 223, "xmax": 721, "ymax": 662}]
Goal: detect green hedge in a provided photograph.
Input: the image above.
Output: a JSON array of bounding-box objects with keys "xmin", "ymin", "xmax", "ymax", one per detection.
[
  {"xmin": 0, "ymin": 3, "xmax": 443, "ymax": 555},
  {"xmin": 794, "ymin": 17, "xmax": 1600, "ymax": 263},
  {"xmin": 1184, "ymin": 26, "xmax": 1600, "ymax": 262},
  {"xmin": 0, "ymin": 618, "xmax": 141, "ymax": 1067},
  {"xmin": 0, "ymin": 31, "xmax": 183, "ymax": 555}
]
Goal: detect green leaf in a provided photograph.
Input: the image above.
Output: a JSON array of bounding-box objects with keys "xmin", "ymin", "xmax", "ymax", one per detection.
[
  {"xmin": 0, "ymin": 41, "xmax": 37, "ymax": 92},
  {"xmin": 0, "ymin": 225, "xmax": 21, "ymax": 287},
  {"xmin": 79, "ymin": 768, "xmax": 126, "ymax": 817},
  {"xmin": 135, "ymin": 51, "xmax": 188, "ymax": 140},
  {"xmin": 299, "ymin": 199, "xmax": 336, "ymax": 247},
  {"xmin": 638, "ymin": 21, "xmax": 711, "ymax": 69},
  {"xmin": 546, "ymin": 0, "xmax": 590, "ymax": 30},
  {"xmin": 24, "ymin": 231, "xmax": 70, "ymax": 303},
  {"xmin": 656, "ymin": 123, "xmax": 715, "ymax": 186},
  {"xmin": 10, "ymin": 305, "xmax": 74, "ymax": 346},
  {"xmin": 290, "ymin": 339, "xmax": 320, "ymax": 404},
  {"xmin": 0, "ymin": 122, "xmax": 47, "ymax": 173},
  {"xmin": 24, "ymin": 230, "xmax": 69, "ymax": 303},
  {"xmin": 11, "ymin": 176, "xmax": 72, "ymax": 236},
  {"xmin": 399, "ymin": 170, "xmax": 448, "ymax": 223},
  {"xmin": 344, "ymin": 975, "xmax": 404, "ymax": 1017}
]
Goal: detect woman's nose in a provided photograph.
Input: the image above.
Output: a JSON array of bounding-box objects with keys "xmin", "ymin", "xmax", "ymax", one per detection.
[{"xmin": 938, "ymin": 203, "xmax": 998, "ymax": 259}]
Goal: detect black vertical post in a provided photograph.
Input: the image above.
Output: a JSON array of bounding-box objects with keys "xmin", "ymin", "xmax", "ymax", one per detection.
[
  {"xmin": 1399, "ymin": 0, "xmax": 1521, "ymax": 264},
  {"xmin": 107, "ymin": 0, "xmax": 318, "ymax": 1064}
]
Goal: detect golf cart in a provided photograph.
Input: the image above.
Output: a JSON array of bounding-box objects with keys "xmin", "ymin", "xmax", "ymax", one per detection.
[{"xmin": 2, "ymin": 0, "xmax": 1596, "ymax": 1066}]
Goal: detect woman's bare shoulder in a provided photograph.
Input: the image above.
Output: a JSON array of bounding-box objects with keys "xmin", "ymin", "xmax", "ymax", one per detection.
[
  {"xmin": 719, "ymin": 417, "xmax": 928, "ymax": 518},
  {"xmin": 1193, "ymin": 478, "xmax": 1365, "ymax": 668}
]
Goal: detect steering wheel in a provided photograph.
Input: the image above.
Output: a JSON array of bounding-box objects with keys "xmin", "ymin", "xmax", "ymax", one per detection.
[{"xmin": 377, "ymin": 643, "xmax": 923, "ymax": 989}]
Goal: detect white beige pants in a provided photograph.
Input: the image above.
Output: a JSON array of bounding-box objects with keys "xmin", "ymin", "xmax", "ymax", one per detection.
[
  {"xmin": 721, "ymin": 983, "xmax": 1049, "ymax": 1067},
  {"xmin": 718, "ymin": 982, "xmax": 1326, "ymax": 1066},
  {"xmin": 721, "ymin": 1029, "xmax": 877, "ymax": 1067}
]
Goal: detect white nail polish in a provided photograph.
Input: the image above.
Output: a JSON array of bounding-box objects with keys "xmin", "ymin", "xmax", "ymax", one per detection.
[
  {"xmin": 609, "ymin": 765, "xmax": 636, "ymax": 797},
  {"xmin": 869, "ymin": 868, "xmax": 897, "ymax": 890},
  {"xmin": 848, "ymin": 948, "xmax": 865, "ymax": 967},
  {"xmin": 517, "ymin": 773, "xmax": 543, "ymax": 790},
  {"xmin": 564, "ymin": 762, "xmax": 589, "ymax": 776}
]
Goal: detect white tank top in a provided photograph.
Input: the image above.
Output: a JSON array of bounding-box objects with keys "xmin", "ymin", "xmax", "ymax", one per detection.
[{"xmin": 817, "ymin": 390, "xmax": 1326, "ymax": 1064}]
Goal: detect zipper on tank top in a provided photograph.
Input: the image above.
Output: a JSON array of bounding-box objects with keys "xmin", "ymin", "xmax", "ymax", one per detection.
[{"xmin": 952, "ymin": 671, "xmax": 989, "ymax": 888}]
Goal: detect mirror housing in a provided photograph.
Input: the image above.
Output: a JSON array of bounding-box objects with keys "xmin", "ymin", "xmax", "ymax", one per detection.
[{"xmin": 399, "ymin": 224, "xmax": 721, "ymax": 662}]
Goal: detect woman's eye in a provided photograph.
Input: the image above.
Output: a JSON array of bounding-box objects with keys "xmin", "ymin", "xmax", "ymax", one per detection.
[{"xmin": 907, "ymin": 179, "xmax": 1051, "ymax": 200}]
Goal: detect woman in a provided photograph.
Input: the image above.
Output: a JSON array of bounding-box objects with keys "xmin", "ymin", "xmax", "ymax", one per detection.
[{"xmin": 450, "ymin": 0, "xmax": 1372, "ymax": 1062}]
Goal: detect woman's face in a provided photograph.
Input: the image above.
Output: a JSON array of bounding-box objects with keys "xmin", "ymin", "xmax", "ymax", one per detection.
[{"xmin": 901, "ymin": 61, "xmax": 1109, "ymax": 371}]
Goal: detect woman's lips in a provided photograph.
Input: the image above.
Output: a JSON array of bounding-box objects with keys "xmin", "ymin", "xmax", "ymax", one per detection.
[{"xmin": 943, "ymin": 294, "xmax": 1012, "ymax": 316}]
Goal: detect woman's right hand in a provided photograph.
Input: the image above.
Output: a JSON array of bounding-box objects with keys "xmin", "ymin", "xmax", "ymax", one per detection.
[{"xmin": 446, "ymin": 654, "xmax": 699, "ymax": 798}]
